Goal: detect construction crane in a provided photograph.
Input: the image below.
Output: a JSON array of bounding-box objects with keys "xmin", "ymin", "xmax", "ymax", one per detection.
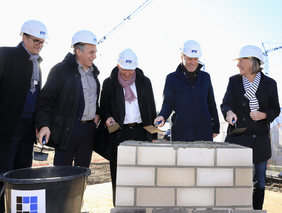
[
  {"xmin": 98, "ymin": 0, "xmax": 154, "ymax": 44},
  {"xmin": 261, "ymin": 38, "xmax": 282, "ymax": 76}
]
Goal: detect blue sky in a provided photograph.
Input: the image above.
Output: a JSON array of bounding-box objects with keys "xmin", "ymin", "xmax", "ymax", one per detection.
[{"xmin": 1, "ymin": 0, "xmax": 282, "ymax": 113}]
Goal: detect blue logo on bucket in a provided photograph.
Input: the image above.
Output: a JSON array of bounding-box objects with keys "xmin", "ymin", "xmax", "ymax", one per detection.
[
  {"xmin": 17, "ymin": 196, "xmax": 38, "ymax": 212},
  {"xmin": 11, "ymin": 189, "xmax": 46, "ymax": 213},
  {"xmin": 191, "ymin": 50, "xmax": 197, "ymax": 53},
  {"xmin": 126, "ymin": 60, "xmax": 132, "ymax": 64}
]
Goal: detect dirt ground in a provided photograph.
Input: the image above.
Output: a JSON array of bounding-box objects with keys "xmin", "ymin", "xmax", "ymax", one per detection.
[
  {"xmin": 32, "ymin": 132, "xmax": 282, "ymax": 193},
  {"xmin": 32, "ymin": 144, "xmax": 111, "ymax": 185}
]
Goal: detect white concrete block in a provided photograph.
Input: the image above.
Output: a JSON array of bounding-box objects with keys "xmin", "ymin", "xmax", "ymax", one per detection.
[
  {"xmin": 116, "ymin": 187, "xmax": 135, "ymax": 206},
  {"xmin": 235, "ymin": 169, "xmax": 253, "ymax": 186},
  {"xmin": 138, "ymin": 147, "xmax": 176, "ymax": 165},
  {"xmin": 177, "ymin": 188, "xmax": 214, "ymax": 206},
  {"xmin": 177, "ymin": 148, "xmax": 214, "ymax": 166},
  {"xmin": 157, "ymin": 168, "xmax": 195, "ymax": 186},
  {"xmin": 197, "ymin": 168, "xmax": 233, "ymax": 186},
  {"xmin": 118, "ymin": 146, "xmax": 136, "ymax": 165},
  {"xmin": 117, "ymin": 167, "xmax": 155, "ymax": 186},
  {"xmin": 137, "ymin": 188, "xmax": 175, "ymax": 206},
  {"xmin": 216, "ymin": 188, "xmax": 252, "ymax": 206},
  {"xmin": 217, "ymin": 148, "xmax": 252, "ymax": 166}
]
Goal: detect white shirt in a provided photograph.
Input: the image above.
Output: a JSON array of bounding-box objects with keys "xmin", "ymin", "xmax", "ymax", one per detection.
[{"xmin": 123, "ymin": 82, "xmax": 142, "ymax": 124}]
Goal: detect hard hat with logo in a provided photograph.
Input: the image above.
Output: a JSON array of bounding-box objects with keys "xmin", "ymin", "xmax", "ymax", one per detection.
[
  {"xmin": 234, "ymin": 45, "xmax": 264, "ymax": 64},
  {"xmin": 20, "ymin": 20, "xmax": 49, "ymax": 39},
  {"xmin": 182, "ymin": 40, "xmax": 202, "ymax": 58},
  {"xmin": 71, "ymin": 30, "xmax": 98, "ymax": 48},
  {"xmin": 117, "ymin": 49, "xmax": 138, "ymax": 70}
]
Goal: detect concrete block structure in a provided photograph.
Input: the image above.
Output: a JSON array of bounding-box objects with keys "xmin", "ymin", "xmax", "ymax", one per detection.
[{"xmin": 114, "ymin": 141, "xmax": 254, "ymax": 212}]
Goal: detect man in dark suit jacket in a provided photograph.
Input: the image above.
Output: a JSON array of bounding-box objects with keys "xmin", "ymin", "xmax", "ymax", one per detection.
[
  {"xmin": 0, "ymin": 20, "xmax": 48, "ymax": 213},
  {"xmin": 99, "ymin": 48, "xmax": 157, "ymax": 205}
]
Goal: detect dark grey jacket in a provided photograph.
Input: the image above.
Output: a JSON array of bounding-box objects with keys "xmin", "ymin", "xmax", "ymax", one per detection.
[{"xmin": 36, "ymin": 53, "xmax": 100, "ymax": 150}]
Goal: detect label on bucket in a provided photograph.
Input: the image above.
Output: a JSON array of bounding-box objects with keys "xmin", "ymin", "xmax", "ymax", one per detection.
[{"xmin": 11, "ymin": 189, "xmax": 46, "ymax": 213}]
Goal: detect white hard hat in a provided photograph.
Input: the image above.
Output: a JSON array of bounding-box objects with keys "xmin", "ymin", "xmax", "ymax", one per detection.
[
  {"xmin": 182, "ymin": 40, "xmax": 202, "ymax": 58},
  {"xmin": 117, "ymin": 49, "xmax": 138, "ymax": 70},
  {"xmin": 20, "ymin": 20, "xmax": 49, "ymax": 39},
  {"xmin": 234, "ymin": 45, "xmax": 264, "ymax": 64},
  {"xmin": 71, "ymin": 30, "xmax": 97, "ymax": 48}
]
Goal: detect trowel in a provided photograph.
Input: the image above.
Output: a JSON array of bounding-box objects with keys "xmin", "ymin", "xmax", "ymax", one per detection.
[
  {"xmin": 108, "ymin": 122, "xmax": 121, "ymax": 134},
  {"xmin": 143, "ymin": 121, "xmax": 162, "ymax": 134},
  {"xmin": 34, "ymin": 136, "xmax": 49, "ymax": 161},
  {"xmin": 230, "ymin": 119, "xmax": 247, "ymax": 135}
]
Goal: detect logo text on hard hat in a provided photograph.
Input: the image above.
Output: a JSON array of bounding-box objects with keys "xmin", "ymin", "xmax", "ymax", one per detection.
[
  {"xmin": 192, "ymin": 50, "xmax": 197, "ymax": 53},
  {"xmin": 40, "ymin": 31, "xmax": 46, "ymax": 35},
  {"xmin": 126, "ymin": 60, "xmax": 132, "ymax": 64}
]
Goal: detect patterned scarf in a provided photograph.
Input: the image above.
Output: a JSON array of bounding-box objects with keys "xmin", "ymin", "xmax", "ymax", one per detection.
[
  {"xmin": 117, "ymin": 71, "xmax": 137, "ymax": 104},
  {"xmin": 242, "ymin": 72, "xmax": 261, "ymax": 111},
  {"xmin": 22, "ymin": 42, "xmax": 40, "ymax": 94}
]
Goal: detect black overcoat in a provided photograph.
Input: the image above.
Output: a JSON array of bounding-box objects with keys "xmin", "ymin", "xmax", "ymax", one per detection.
[
  {"xmin": 99, "ymin": 66, "xmax": 157, "ymax": 147},
  {"xmin": 0, "ymin": 42, "xmax": 42, "ymax": 149},
  {"xmin": 36, "ymin": 53, "xmax": 100, "ymax": 150},
  {"xmin": 221, "ymin": 72, "xmax": 280, "ymax": 163}
]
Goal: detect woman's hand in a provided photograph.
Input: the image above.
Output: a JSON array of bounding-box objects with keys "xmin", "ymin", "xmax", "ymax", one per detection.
[
  {"xmin": 250, "ymin": 111, "xmax": 267, "ymax": 121},
  {"xmin": 226, "ymin": 110, "xmax": 237, "ymax": 125}
]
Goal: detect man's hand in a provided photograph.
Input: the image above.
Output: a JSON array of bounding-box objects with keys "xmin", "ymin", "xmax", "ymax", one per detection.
[
  {"xmin": 154, "ymin": 116, "xmax": 165, "ymax": 127},
  {"xmin": 37, "ymin": 126, "xmax": 51, "ymax": 146},
  {"xmin": 106, "ymin": 117, "xmax": 115, "ymax": 127},
  {"xmin": 94, "ymin": 114, "xmax": 100, "ymax": 125}
]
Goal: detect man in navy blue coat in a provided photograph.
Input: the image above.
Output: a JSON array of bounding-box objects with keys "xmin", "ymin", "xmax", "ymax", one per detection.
[{"xmin": 155, "ymin": 40, "xmax": 219, "ymax": 141}]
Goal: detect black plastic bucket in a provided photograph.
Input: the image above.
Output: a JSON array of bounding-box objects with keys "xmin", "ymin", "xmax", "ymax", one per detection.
[{"xmin": 0, "ymin": 166, "xmax": 91, "ymax": 213}]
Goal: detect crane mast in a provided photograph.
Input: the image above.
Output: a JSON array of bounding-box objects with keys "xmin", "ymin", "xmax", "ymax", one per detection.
[{"xmin": 262, "ymin": 40, "xmax": 282, "ymax": 76}]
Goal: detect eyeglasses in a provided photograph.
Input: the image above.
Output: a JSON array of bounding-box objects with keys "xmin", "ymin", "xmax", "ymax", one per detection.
[{"xmin": 26, "ymin": 35, "xmax": 48, "ymax": 46}]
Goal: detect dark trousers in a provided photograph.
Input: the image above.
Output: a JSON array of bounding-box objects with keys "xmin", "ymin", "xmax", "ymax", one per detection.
[
  {"xmin": 0, "ymin": 117, "xmax": 35, "ymax": 213},
  {"xmin": 110, "ymin": 124, "xmax": 148, "ymax": 206},
  {"xmin": 54, "ymin": 122, "xmax": 96, "ymax": 168}
]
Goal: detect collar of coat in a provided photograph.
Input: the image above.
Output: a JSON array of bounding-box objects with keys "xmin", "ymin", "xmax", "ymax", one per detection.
[
  {"xmin": 62, "ymin": 52, "xmax": 100, "ymax": 77},
  {"xmin": 175, "ymin": 62, "xmax": 203, "ymax": 76},
  {"xmin": 109, "ymin": 66, "xmax": 146, "ymax": 84},
  {"xmin": 18, "ymin": 42, "xmax": 43, "ymax": 64}
]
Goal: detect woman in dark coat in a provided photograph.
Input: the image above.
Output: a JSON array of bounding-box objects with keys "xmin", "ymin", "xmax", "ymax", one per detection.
[{"xmin": 221, "ymin": 45, "xmax": 280, "ymax": 210}]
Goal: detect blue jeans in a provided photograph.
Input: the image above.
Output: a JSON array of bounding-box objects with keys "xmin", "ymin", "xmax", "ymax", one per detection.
[
  {"xmin": 253, "ymin": 161, "xmax": 267, "ymax": 210},
  {"xmin": 253, "ymin": 161, "xmax": 267, "ymax": 190},
  {"xmin": 0, "ymin": 117, "xmax": 35, "ymax": 213}
]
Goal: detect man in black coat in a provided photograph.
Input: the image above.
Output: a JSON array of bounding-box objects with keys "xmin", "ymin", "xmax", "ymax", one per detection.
[
  {"xmin": 0, "ymin": 20, "xmax": 49, "ymax": 213},
  {"xmin": 99, "ymin": 48, "xmax": 157, "ymax": 205},
  {"xmin": 36, "ymin": 30, "xmax": 100, "ymax": 168}
]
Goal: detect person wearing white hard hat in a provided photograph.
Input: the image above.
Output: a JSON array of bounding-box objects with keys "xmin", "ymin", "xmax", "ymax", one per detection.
[
  {"xmin": 221, "ymin": 45, "xmax": 280, "ymax": 210},
  {"xmin": 99, "ymin": 48, "xmax": 157, "ymax": 205},
  {"xmin": 155, "ymin": 40, "xmax": 219, "ymax": 142},
  {"xmin": 36, "ymin": 30, "xmax": 101, "ymax": 168},
  {"xmin": 0, "ymin": 19, "xmax": 49, "ymax": 213}
]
